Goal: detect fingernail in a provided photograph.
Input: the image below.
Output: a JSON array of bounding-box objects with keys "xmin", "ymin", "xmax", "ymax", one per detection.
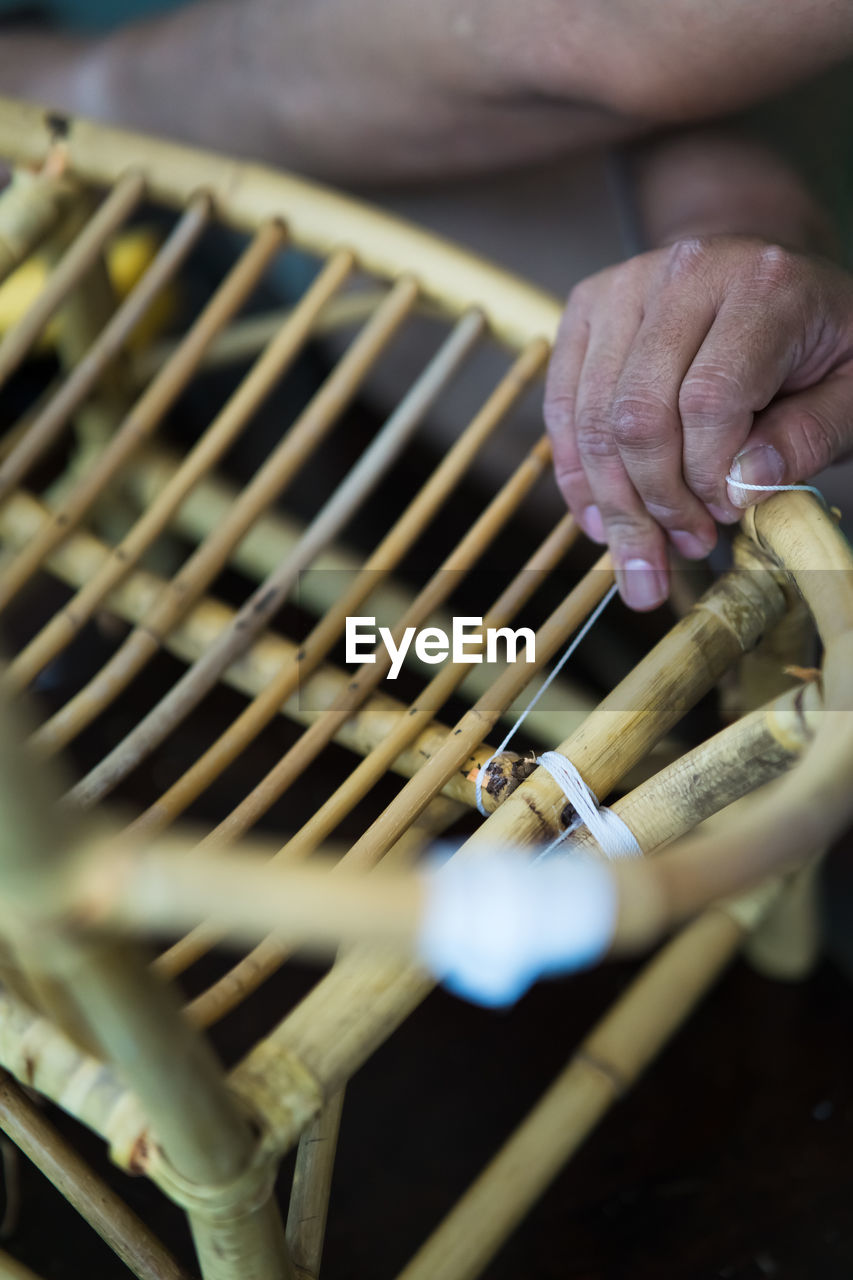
[
  {"xmin": 727, "ymin": 444, "xmax": 785, "ymax": 507},
  {"xmin": 707, "ymin": 503, "xmax": 740, "ymax": 525},
  {"xmin": 580, "ymin": 504, "xmax": 606, "ymax": 543},
  {"xmin": 669, "ymin": 529, "xmax": 714, "ymax": 560},
  {"xmin": 617, "ymin": 559, "xmax": 668, "ymax": 611}
]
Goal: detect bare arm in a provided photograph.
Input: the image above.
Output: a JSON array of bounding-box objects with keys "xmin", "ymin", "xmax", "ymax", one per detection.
[{"xmin": 1, "ymin": 1, "xmax": 853, "ymax": 181}]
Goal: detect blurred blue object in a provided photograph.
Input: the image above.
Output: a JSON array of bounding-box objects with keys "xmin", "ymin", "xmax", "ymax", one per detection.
[{"xmin": 0, "ymin": 0, "xmax": 187, "ymax": 32}]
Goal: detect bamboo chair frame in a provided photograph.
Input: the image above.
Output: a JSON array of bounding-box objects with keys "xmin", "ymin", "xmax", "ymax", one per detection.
[{"xmin": 0, "ymin": 96, "xmax": 851, "ymax": 1280}]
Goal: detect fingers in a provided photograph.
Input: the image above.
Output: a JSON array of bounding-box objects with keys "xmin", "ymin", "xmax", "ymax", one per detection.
[
  {"xmin": 544, "ymin": 287, "xmax": 596, "ymax": 534},
  {"xmin": 546, "ymin": 236, "xmax": 853, "ymax": 612},
  {"xmin": 726, "ymin": 366, "xmax": 853, "ymax": 508},
  {"xmin": 610, "ymin": 243, "xmax": 720, "ymax": 557},
  {"xmin": 572, "ymin": 279, "xmax": 673, "ymax": 608},
  {"xmin": 545, "ymin": 268, "xmax": 673, "ymax": 609},
  {"xmin": 679, "ymin": 245, "xmax": 809, "ymax": 519}
]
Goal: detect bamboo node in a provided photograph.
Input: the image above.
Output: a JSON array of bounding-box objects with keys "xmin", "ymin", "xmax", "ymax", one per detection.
[
  {"xmin": 147, "ymin": 1133, "xmax": 278, "ymax": 1222},
  {"xmin": 572, "ymin": 1047, "xmax": 628, "ymax": 1097}
]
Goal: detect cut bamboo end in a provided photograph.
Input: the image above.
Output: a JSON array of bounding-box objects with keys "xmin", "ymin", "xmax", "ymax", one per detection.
[{"xmin": 0, "ymin": 165, "xmax": 78, "ymax": 286}]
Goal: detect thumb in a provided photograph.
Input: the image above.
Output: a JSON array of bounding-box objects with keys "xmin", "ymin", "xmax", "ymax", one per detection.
[{"xmin": 726, "ymin": 370, "xmax": 853, "ymax": 509}]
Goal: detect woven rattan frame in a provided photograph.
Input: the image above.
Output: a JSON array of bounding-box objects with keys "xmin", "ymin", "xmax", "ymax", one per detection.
[{"xmin": 0, "ymin": 95, "xmax": 852, "ymax": 1280}]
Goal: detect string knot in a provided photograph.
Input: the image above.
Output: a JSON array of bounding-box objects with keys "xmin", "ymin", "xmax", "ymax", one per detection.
[{"xmin": 536, "ymin": 750, "xmax": 642, "ymax": 860}]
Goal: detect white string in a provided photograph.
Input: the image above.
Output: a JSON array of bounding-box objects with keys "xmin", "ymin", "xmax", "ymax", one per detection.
[
  {"xmin": 726, "ymin": 476, "xmax": 827, "ymax": 506},
  {"xmin": 473, "ymin": 580, "xmax": 640, "ymax": 860},
  {"xmin": 474, "ymin": 583, "xmax": 618, "ymax": 816},
  {"xmin": 534, "ymin": 751, "xmax": 642, "ymax": 860}
]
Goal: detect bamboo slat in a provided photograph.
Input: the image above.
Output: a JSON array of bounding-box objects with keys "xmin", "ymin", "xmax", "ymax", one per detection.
[
  {"xmin": 7, "ymin": 246, "xmax": 354, "ymax": 691},
  {"xmin": 285, "ymin": 1088, "xmax": 344, "ymax": 1280},
  {"xmin": 0, "ymin": 221, "xmax": 284, "ymax": 613},
  {"xmin": 124, "ymin": 427, "xmax": 554, "ymax": 845},
  {"xmin": 31, "ymin": 334, "xmax": 541, "ymax": 761},
  {"xmin": 62, "ymin": 275, "xmax": 419, "ymax": 804},
  {"xmin": 1, "ymin": 490, "xmax": 495, "ymax": 807},
  {"xmin": 122, "ymin": 444, "xmax": 599, "ymax": 739},
  {"xmin": 0, "ymin": 171, "xmax": 145, "ymax": 389},
  {"xmin": 0, "ymin": 194, "xmax": 210, "ymax": 512}
]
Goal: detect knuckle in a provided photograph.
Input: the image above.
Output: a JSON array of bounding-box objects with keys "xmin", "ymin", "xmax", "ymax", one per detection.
[
  {"xmin": 575, "ymin": 405, "xmax": 618, "ymax": 459},
  {"xmin": 678, "ymin": 367, "xmax": 741, "ymax": 425},
  {"xmin": 643, "ymin": 498, "xmax": 690, "ymax": 527},
  {"xmin": 598, "ymin": 505, "xmax": 654, "ymax": 541},
  {"xmin": 684, "ymin": 463, "xmax": 724, "ymax": 503},
  {"xmin": 790, "ymin": 407, "xmax": 840, "ymax": 474},
  {"xmin": 752, "ymin": 243, "xmax": 799, "ymax": 292},
  {"xmin": 664, "ymin": 236, "xmax": 711, "ymax": 282},
  {"xmin": 611, "ymin": 393, "xmax": 674, "ymax": 450},
  {"xmin": 543, "ymin": 390, "xmax": 574, "ymax": 437},
  {"xmin": 553, "ymin": 457, "xmax": 587, "ymax": 492}
]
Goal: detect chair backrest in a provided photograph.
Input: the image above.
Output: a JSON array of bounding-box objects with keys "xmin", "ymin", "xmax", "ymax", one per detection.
[{"xmin": 0, "ymin": 94, "xmax": 851, "ymax": 1280}]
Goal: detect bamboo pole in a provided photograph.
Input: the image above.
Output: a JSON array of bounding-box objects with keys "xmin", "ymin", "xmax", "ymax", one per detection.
[
  {"xmin": 172, "ymin": 770, "xmax": 470, "ymax": 1023},
  {"xmin": 285, "ymin": 1089, "xmax": 344, "ymax": 1280},
  {"xmin": 0, "ymin": 220, "xmax": 284, "ymax": 614},
  {"xmin": 0, "ymin": 164, "xmax": 76, "ymax": 287},
  {"xmin": 133, "ymin": 290, "xmax": 390, "ymax": 381},
  {"xmin": 610, "ymin": 496, "xmax": 853, "ymax": 957},
  {"xmin": 0, "ymin": 170, "xmax": 145, "ymax": 390},
  {"xmin": 0, "ymin": 1071, "xmax": 192, "ymax": 1280},
  {"xmin": 0, "ymin": 97, "xmax": 562, "ymax": 351},
  {"xmin": 43, "ymin": 192, "xmax": 136, "ymax": 539},
  {"xmin": 282, "ymin": 818, "xmax": 429, "ymax": 1280},
  {"xmin": 733, "ymin": 577, "xmax": 823, "ymax": 980},
  {"xmin": 0, "ymin": 194, "xmax": 210, "ymax": 508},
  {"xmin": 70, "ymin": 680, "xmax": 817, "ymax": 953},
  {"xmin": 450, "ymin": 554, "xmax": 788, "ymax": 860},
  {"xmin": 7, "ymin": 246, "xmax": 355, "ymax": 691}
]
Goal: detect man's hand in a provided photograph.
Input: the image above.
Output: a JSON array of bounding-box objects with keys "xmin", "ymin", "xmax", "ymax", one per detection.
[{"xmin": 544, "ymin": 236, "xmax": 853, "ymax": 609}]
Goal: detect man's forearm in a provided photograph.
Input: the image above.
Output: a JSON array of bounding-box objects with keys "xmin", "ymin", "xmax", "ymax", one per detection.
[
  {"xmin": 2, "ymin": 1, "xmax": 853, "ymax": 184},
  {"xmin": 0, "ymin": 1, "xmax": 637, "ymax": 182},
  {"xmin": 630, "ymin": 131, "xmax": 838, "ymax": 259}
]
